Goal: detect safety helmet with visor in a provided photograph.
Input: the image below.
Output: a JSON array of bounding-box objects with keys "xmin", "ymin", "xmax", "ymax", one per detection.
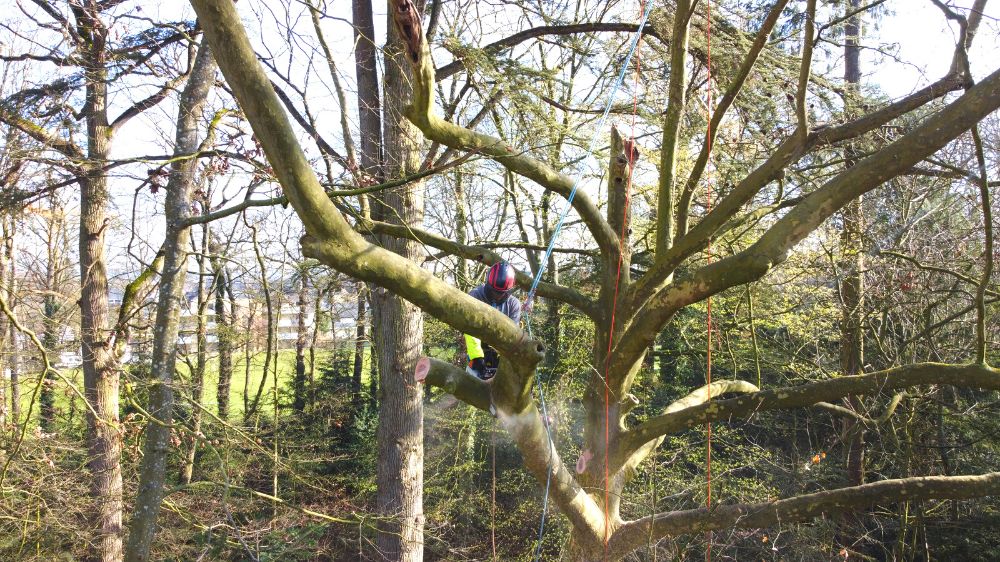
[{"xmin": 484, "ymin": 261, "xmax": 516, "ymax": 304}]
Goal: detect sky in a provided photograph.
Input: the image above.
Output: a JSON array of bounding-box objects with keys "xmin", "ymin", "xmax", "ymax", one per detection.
[
  {"xmin": 876, "ymin": 1, "xmax": 999, "ymax": 98},
  {"xmin": 2, "ymin": 0, "xmax": 999, "ymax": 289}
]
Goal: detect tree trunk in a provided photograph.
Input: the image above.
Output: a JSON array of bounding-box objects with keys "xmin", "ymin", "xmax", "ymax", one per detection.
[
  {"xmin": 370, "ymin": 5, "xmax": 426, "ymax": 559},
  {"xmin": 243, "ymin": 302, "xmax": 256, "ymax": 415},
  {"xmin": 40, "ymin": 197, "xmax": 64, "ymax": 431},
  {"xmin": 78, "ymin": 16, "xmax": 123, "ymax": 558},
  {"xmin": 352, "ymin": 0, "xmax": 382, "ymax": 180},
  {"xmin": 841, "ymin": 0, "xmax": 866, "ymax": 488},
  {"xmin": 309, "ymin": 285, "xmax": 325, "ymax": 409},
  {"xmin": 353, "ymin": 0, "xmax": 382, "ymax": 417},
  {"xmin": 293, "ymin": 269, "xmax": 309, "ymax": 411},
  {"xmin": 353, "ymin": 284, "xmax": 367, "ymax": 402},
  {"xmin": 124, "ymin": 43, "xmax": 216, "ymax": 562},
  {"xmin": 838, "ymin": 0, "xmax": 867, "ymax": 551},
  {"xmin": 181, "ymin": 222, "xmax": 211, "ymax": 484},
  {"xmin": 0, "ymin": 214, "xmax": 7, "ymax": 429},
  {"xmin": 214, "ymin": 254, "xmax": 234, "ymax": 420},
  {"xmin": 368, "ymin": 309, "xmax": 378, "ymax": 408},
  {"xmin": 4, "ymin": 214, "xmax": 17, "ymax": 425},
  {"xmin": 247, "ymin": 224, "xmax": 274, "ymax": 419}
]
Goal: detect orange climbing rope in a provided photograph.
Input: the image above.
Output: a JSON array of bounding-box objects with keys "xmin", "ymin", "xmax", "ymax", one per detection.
[{"xmin": 704, "ymin": 0, "xmax": 715, "ymax": 560}]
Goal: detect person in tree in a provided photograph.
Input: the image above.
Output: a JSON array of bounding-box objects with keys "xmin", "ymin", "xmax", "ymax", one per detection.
[{"xmin": 465, "ymin": 261, "xmax": 522, "ymax": 380}]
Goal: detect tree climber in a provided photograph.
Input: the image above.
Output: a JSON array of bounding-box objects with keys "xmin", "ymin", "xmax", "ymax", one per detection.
[{"xmin": 465, "ymin": 261, "xmax": 522, "ymax": 380}]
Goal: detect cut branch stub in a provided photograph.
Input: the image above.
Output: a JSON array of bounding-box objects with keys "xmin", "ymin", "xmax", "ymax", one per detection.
[{"xmin": 391, "ymin": 0, "xmax": 424, "ymax": 64}]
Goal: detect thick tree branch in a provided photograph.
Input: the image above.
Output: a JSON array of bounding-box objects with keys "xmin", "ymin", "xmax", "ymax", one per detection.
[
  {"xmin": 191, "ymin": 0, "xmax": 545, "ymax": 413},
  {"xmin": 415, "ymin": 357, "xmax": 492, "ymax": 411},
  {"xmin": 618, "ymin": 64, "xmax": 1000, "ymax": 368},
  {"xmin": 794, "ymin": 0, "xmax": 817, "ymax": 137},
  {"xmin": 362, "ymin": 218, "xmax": 599, "ymax": 318},
  {"xmin": 617, "ymin": 380, "xmax": 758, "ymax": 476},
  {"xmin": 636, "ymin": 35, "xmax": 980, "ymax": 307},
  {"xmin": 609, "ymin": 471, "xmax": 1000, "ymax": 556},
  {"xmin": 814, "ymin": 391, "xmax": 904, "ymax": 425},
  {"xmin": 414, "ymin": 354, "xmax": 606, "ymax": 545},
  {"xmin": 654, "ymin": 0, "xmax": 693, "ymax": 260},
  {"xmin": 674, "ymin": 0, "xmax": 790, "ymax": 239},
  {"xmin": 630, "ymin": 136, "xmax": 803, "ymax": 313},
  {"xmin": 392, "ymin": 1, "xmax": 620, "ymax": 256},
  {"xmin": 617, "ymin": 362, "xmax": 999, "ymax": 463}
]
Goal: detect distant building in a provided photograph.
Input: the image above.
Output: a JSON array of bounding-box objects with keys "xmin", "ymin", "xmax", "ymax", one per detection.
[{"xmin": 174, "ymin": 281, "xmax": 361, "ymax": 354}]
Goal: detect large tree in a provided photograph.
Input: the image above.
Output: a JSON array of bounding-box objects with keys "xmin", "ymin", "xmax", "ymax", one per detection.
[
  {"xmin": 0, "ymin": 3, "xmax": 193, "ymax": 559},
  {"xmin": 191, "ymin": 0, "xmax": 1000, "ymax": 558}
]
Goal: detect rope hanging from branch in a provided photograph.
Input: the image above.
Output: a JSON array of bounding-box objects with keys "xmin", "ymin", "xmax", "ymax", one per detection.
[{"xmin": 520, "ymin": 2, "xmax": 656, "ymax": 558}]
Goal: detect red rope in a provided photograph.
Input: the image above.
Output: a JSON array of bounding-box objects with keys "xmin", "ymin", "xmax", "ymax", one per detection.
[
  {"xmin": 602, "ymin": 1, "xmax": 646, "ymax": 555},
  {"xmin": 704, "ymin": 0, "xmax": 714, "ymax": 560}
]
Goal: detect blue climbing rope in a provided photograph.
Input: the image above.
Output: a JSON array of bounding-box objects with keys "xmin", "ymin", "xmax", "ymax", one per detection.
[
  {"xmin": 523, "ymin": 3, "xmax": 657, "ymax": 559},
  {"xmin": 524, "ymin": 0, "xmax": 657, "ymax": 309}
]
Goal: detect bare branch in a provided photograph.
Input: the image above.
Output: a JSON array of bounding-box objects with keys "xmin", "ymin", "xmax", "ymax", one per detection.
[
  {"xmin": 674, "ymin": 0, "xmax": 791, "ymax": 240},
  {"xmin": 435, "ymin": 22, "xmax": 666, "ymax": 81},
  {"xmin": 393, "ymin": 1, "xmax": 620, "ymax": 256},
  {"xmin": 610, "ymin": 471, "xmax": 1000, "ymax": 556},
  {"xmin": 617, "ymin": 362, "xmax": 998, "ymax": 464},
  {"xmin": 111, "ymin": 74, "xmax": 187, "ymax": 132}
]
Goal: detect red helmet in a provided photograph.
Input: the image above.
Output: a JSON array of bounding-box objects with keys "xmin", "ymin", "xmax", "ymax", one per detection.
[{"xmin": 485, "ymin": 261, "xmax": 516, "ymax": 303}]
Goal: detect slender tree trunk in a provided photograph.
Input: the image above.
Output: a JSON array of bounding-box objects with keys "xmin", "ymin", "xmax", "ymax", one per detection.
[
  {"xmin": 0, "ymin": 214, "xmax": 7, "ymax": 429},
  {"xmin": 839, "ymin": 0, "xmax": 867, "ymax": 552},
  {"xmin": 181, "ymin": 223, "xmax": 211, "ymax": 484},
  {"xmin": 353, "ymin": 284, "xmax": 367, "ymax": 401},
  {"xmin": 841, "ymin": 0, "xmax": 866, "ymax": 487},
  {"xmin": 214, "ymin": 256, "xmax": 233, "ymax": 420},
  {"xmin": 353, "ymin": 0, "xmax": 382, "ymax": 417},
  {"xmin": 368, "ymin": 311, "xmax": 378, "ymax": 408},
  {"xmin": 293, "ymin": 270, "xmax": 309, "ymax": 411},
  {"xmin": 4, "ymin": 215, "xmax": 17, "ymax": 425},
  {"xmin": 247, "ymin": 224, "xmax": 274, "ymax": 419},
  {"xmin": 308, "ymin": 283, "xmax": 325, "ymax": 409},
  {"xmin": 369, "ymin": 5, "xmax": 426, "ymax": 558},
  {"xmin": 243, "ymin": 302, "xmax": 255, "ymax": 415},
  {"xmin": 40, "ymin": 198, "xmax": 63, "ymax": 430},
  {"xmin": 124, "ymin": 44, "xmax": 216, "ymax": 562},
  {"xmin": 352, "ymin": 0, "xmax": 382, "ymax": 181}
]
